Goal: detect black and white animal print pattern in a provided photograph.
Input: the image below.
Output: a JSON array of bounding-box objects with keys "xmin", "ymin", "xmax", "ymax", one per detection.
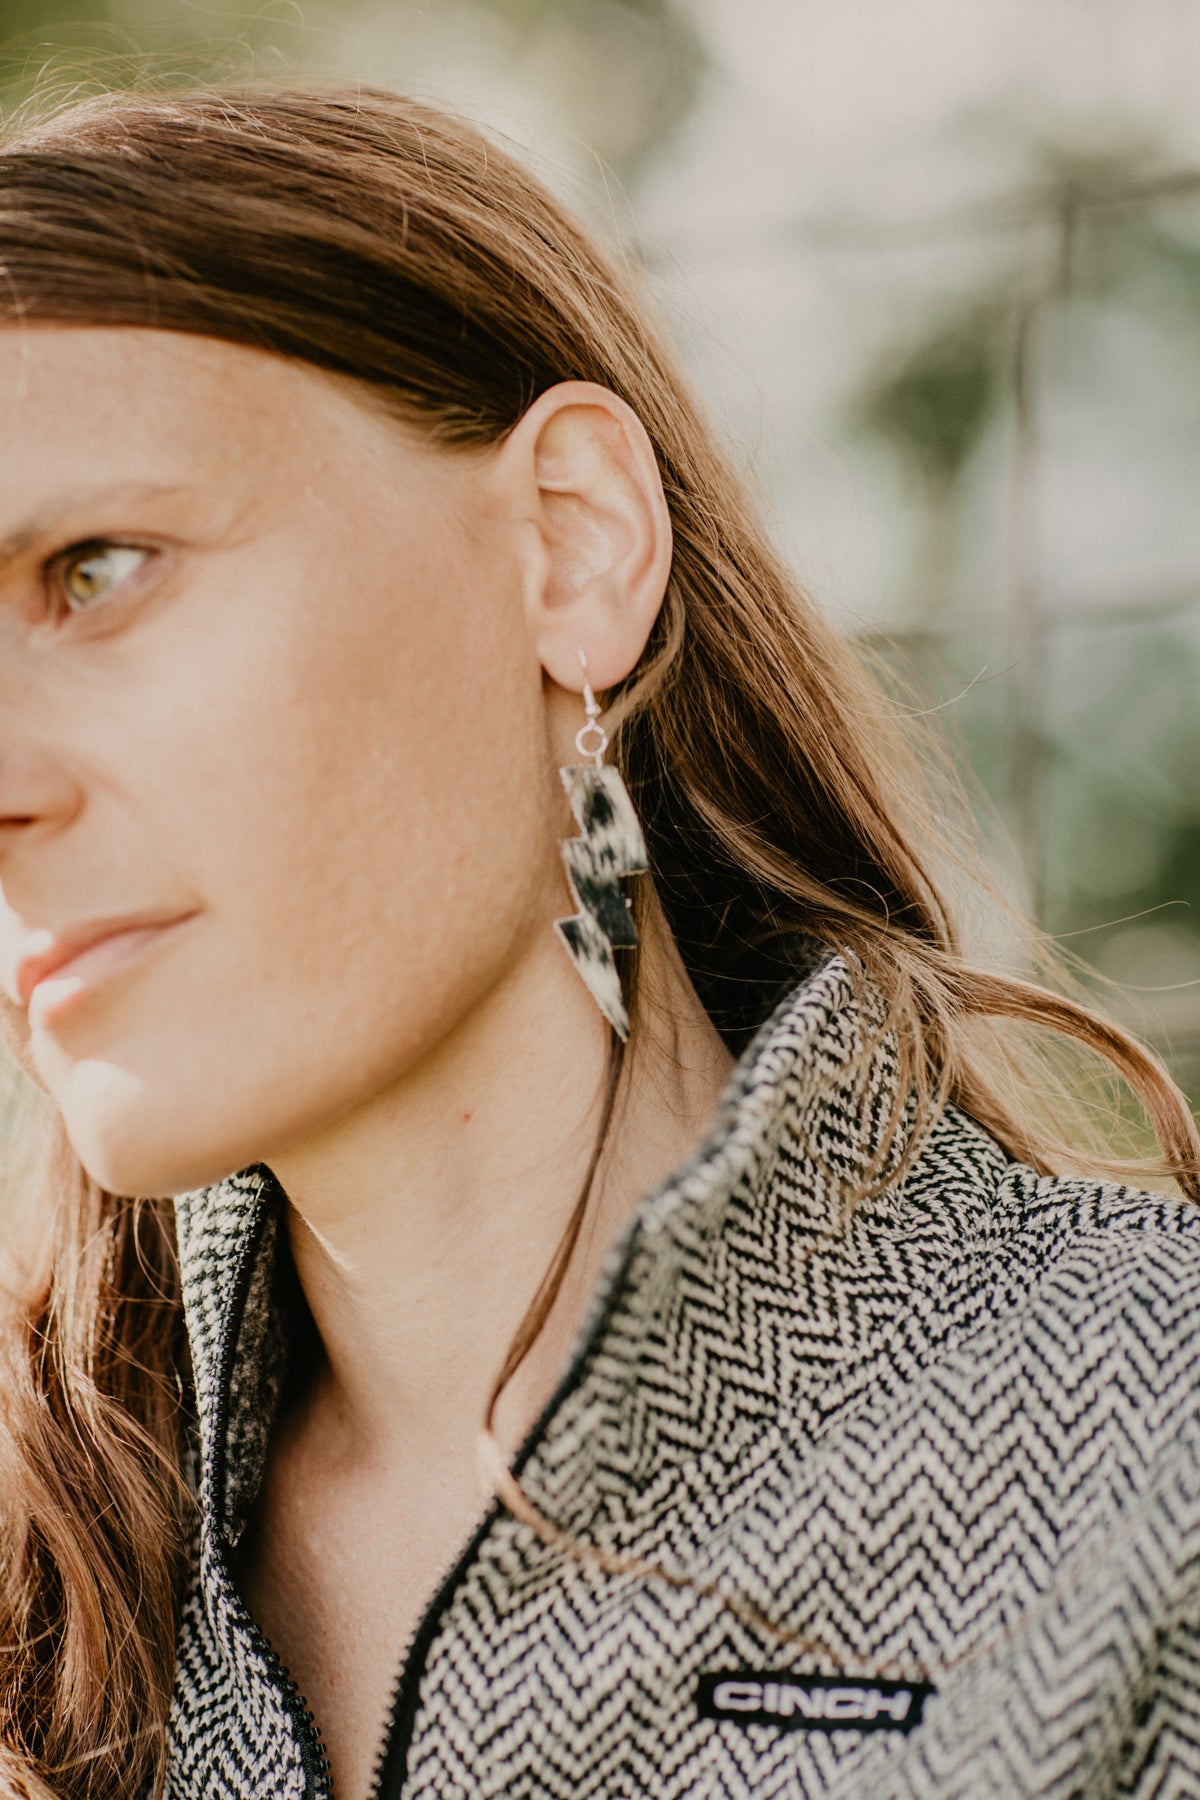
[
  {"xmin": 168, "ymin": 954, "xmax": 1200, "ymax": 1798},
  {"xmin": 553, "ymin": 761, "xmax": 648, "ymax": 1039}
]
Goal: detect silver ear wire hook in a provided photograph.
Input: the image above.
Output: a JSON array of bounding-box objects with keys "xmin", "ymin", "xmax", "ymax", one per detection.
[{"xmin": 575, "ymin": 647, "xmax": 608, "ymax": 769}]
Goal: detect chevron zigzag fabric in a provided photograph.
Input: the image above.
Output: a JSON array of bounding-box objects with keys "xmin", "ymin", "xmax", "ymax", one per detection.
[{"xmin": 168, "ymin": 954, "xmax": 1200, "ymax": 1798}]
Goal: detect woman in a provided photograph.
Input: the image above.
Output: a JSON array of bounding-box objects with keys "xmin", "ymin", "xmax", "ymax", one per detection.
[{"xmin": 0, "ymin": 84, "xmax": 1198, "ymax": 1800}]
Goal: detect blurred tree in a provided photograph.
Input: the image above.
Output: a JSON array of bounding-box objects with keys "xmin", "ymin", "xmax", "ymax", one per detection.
[
  {"xmin": 849, "ymin": 301, "xmax": 1010, "ymax": 627},
  {"xmin": 848, "ymin": 154, "xmax": 1200, "ymax": 1103},
  {"xmin": 852, "ymin": 304, "xmax": 1007, "ymax": 496}
]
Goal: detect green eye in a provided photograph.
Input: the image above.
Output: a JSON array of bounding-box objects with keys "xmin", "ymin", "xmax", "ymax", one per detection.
[{"xmin": 60, "ymin": 544, "xmax": 148, "ymax": 611}]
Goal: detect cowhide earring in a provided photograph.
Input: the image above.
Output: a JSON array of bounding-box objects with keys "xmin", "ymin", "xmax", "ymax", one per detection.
[{"xmin": 553, "ymin": 648, "xmax": 648, "ymax": 1040}]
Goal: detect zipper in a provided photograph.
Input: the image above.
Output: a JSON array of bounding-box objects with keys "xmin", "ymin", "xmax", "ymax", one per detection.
[
  {"xmin": 365, "ymin": 1221, "xmax": 646, "ymax": 1799},
  {"xmin": 240, "ymin": 1623, "xmax": 334, "ymax": 1799},
  {"xmin": 205, "ymin": 1169, "xmax": 336, "ymax": 1800},
  {"xmin": 366, "ymin": 1506, "xmax": 500, "ymax": 1799}
]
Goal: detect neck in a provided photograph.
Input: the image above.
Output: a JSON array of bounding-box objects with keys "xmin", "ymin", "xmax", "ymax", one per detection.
[{"xmin": 265, "ymin": 895, "xmax": 735, "ymax": 1477}]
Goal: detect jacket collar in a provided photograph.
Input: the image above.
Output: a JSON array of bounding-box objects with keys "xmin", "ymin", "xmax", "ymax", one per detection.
[{"xmin": 173, "ymin": 953, "xmax": 1007, "ymax": 1547}]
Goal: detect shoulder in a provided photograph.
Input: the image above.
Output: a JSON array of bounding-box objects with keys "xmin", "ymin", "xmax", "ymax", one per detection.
[
  {"xmin": 909, "ymin": 1095, "xmax": 1200, "ymax": 1274},
  {"xmin": 935, "ymin": 1102, "xmax": 1200, "ymax": 1343},
  {"xmin": 902, "ymin": 1102, "xmax": 1200, "ymax": 1466}
]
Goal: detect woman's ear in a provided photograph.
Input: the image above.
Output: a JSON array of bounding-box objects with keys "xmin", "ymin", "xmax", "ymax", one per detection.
[{"xmin": 497, "ymin": 381, "xmax": 672, "ymax": 697}]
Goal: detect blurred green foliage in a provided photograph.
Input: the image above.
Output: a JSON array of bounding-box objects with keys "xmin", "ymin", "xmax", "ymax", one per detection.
[
  {"xmin": 852, "ymin": 305, "xmax": 1008, "ymax": 496},
  {"xmin": 848, "ymin": 165, "xmax": 1200, "ymax": 1101}
]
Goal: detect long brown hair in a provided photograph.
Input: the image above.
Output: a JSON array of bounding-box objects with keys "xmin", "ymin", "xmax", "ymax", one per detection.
[{"xmin": 0, "ymin": 85, "xmax": 1196, "ymax": 1799}]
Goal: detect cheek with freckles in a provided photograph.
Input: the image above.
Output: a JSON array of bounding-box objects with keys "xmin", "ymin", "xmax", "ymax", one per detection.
[
  {"xmin": 32, "ymin": 566, "xmax": 555, "ymax": 1195},
  {"xmin": 31, "ymin": 653, "xmax": 557, "ymax": 1196}
]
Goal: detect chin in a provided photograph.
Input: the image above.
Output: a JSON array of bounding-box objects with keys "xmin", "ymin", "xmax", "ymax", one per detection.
[
  {"xmin": 55, "ymin": 1068, "xmax": 247, "ymax": 1199},
  {"xmin": 68, "ymin": 1129, "xmax": 240, "ymax": 1201}
]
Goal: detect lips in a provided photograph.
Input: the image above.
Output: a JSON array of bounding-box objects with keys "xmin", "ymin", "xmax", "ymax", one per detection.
[{"xmin": 12, "ymin": 913, "xmax": 196, "ymax": 1009}]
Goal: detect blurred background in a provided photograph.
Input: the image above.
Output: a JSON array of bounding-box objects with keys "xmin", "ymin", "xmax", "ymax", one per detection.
[{"xmin": 2, "ymin": 0, "xmax": 1199, "ymax": 1121}]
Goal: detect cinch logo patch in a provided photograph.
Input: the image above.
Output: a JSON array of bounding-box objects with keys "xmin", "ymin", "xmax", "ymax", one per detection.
[{"xmin": 698, "ymin": 1672, "xmax": 934, "ymax": 1735}]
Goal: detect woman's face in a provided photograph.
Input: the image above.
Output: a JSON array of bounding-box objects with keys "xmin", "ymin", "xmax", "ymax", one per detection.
[{"xmin": 0, "ymin": 326, "xmax": 570, "ymax": 1195}]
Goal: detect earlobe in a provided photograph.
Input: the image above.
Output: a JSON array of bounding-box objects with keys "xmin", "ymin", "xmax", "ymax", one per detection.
[{"xmin": 506, "ymin": 381, "xmax": 672, "ymax": 696}]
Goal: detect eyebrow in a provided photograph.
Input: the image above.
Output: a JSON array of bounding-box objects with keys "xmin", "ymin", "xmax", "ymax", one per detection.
[{"xmin": 0, "ymin": 482, "xmax": 188, "ymax": 572}]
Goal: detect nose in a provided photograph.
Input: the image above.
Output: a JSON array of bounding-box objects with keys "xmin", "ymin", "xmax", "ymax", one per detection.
[
  {"xmin": 0, "ymin": 749, "xmax": 83, "ymax": 851},
  {"xmin": 0, "ymin": 633, "xmax": 86, "ymax": 854}
]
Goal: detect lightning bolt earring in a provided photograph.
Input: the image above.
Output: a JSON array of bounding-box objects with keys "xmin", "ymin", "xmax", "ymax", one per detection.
[{"xmin": 553, "ymin": 648, "xmax": 648, "ymax": 1040}]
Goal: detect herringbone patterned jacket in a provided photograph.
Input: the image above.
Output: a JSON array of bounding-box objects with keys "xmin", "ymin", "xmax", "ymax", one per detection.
[{"xmin": 168, "ymin": 954, "xmax": 1200, "ymax": 1798}]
